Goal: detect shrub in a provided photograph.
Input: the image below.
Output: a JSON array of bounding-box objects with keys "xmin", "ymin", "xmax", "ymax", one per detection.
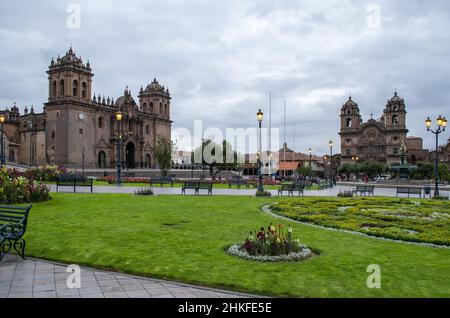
[
  {"xmin": 0, "ymin": 167, "xmax": 50, "ymax": 204},
  {"xmin": 24, "ymin": 164, "xmax": 69, "ymax": 181},
  {"xmin": 337, "ymin": 190, "xmax": 353, "ymax": 198},
  {"xmin": 255, "ymin": 190, "xmax": 272, "ymax": 197},
  {"xmin": 433, "ymin": 195, "xmax": 449, "ymax": 201},
  {"xmin": 135, "ymin": 188, "xmax": 154, "ymax": 196}
]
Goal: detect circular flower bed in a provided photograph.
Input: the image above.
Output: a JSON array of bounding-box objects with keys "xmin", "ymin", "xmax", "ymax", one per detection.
[
  {"xmin": 227, "ymin": 223, "xmax": 313, "ymax": 262},
  {"xmin": 227, "ymin": 244, "xmax": 312, "ymax": 262}
]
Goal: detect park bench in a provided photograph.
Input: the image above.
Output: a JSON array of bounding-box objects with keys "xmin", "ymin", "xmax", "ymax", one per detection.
[
  {"xmin": 56, "ymin": 174, "xmax": 93, "ymax": 193},
  {"xmin": 278, "ymin": 183, "xmax": 294, "ymax": 196},
  {"xmin": 181, "ymin": 182, "xmax": 213, "ymax": 195},
  {"xmin": 197, "ymin": 183, "xmax": 213, "ymax": 195},
  {"xmin": 352, "ymin": 185, "xmax": 375, "ymax": 196},
  {"xmin": 227, "ymin": 179, "xmax": 250, "ymax": 189},
  {"xmin": 293, "ymin": 182, "xmax": 305, "ymax": 196},
  {"xmin": 396, "ymin": 187, "xmax": 422, "ymax": 198},
  {"xmin": 149, "ymin": 176, "xmax": 175, "ymax": 187},
  {"xmin": 0, "ymin": 205, "xmax": 32, "ymax": 262}
]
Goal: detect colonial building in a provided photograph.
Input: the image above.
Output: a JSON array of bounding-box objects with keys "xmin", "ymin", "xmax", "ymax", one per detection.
[
  {"xmin": 339, "ymin": 92, "xmax": 423, "ymax": 165},
  {"xmin": 0, "ymin": 47, "xmax": 172, "ymax": 169}
]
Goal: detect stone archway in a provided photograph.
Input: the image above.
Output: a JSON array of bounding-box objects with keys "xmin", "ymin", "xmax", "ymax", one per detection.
[
  {"xmin": 98, "ymin": 151, "xmax": 106, "ymax": 169},
  {"xmin": 145, "ymin": 153, "xmax": 151, "ymax": 168},
  {"xmin": 126, "ymin": 142, "xmax": 136, "ymax": 169}
]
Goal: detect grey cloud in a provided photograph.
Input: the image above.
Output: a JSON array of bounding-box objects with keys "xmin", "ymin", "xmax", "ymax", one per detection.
[{"xmin": 1, "ymin": 0, "xmax": 450, "ymax": 154}]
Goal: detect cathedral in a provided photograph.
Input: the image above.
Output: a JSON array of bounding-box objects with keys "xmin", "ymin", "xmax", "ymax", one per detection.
[
  {"xmin": 0, "ymin": 47, "xmax": 172, "ymax": 169},
  {"xmin": 339, "ymin": 92, "xmax": 415, "ymax": 165}
]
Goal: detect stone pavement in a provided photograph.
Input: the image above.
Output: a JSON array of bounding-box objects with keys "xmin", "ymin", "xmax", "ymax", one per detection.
[
  {"xmin": 49, "ymin": 184, "xmax": 449, "ymax": 197},
  {"xmin": 0, "ymin": 255, "xmax": 254, "ymax": 298}
]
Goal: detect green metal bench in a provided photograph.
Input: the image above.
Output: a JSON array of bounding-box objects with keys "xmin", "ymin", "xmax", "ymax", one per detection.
[
  {"xmin": 396, "ymin": 187, "xmax": 422, "ymax": 198},
  {"xmin": 278, "ymin": 184, "xmax": 294, "ymax": 196},
  {"xmin": 0, "ymin": 205, "xmax": 32, "ymax": 262},
  {"xmin": 56, "ymin": 174, "xmax": 93, "ymax": 193}
]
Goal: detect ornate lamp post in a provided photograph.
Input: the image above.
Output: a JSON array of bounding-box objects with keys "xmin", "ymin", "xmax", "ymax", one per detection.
[
  {"xmin": 116, "ymin": 111, "xmax": 123, "ymax": 186},
  {"xmin": 352, "ymin": 155, "xmax": 359, "ymax": 165},
  {"xmin": 329, "ymin": 140, "xmax": 334, "ymax": 179},
  {"xmin": 323, "ymin": 155, "xmax": 328, "ymax": 180},
  {"xmin": 257, "ymin": 109, "xmax": 264, "ymax": 192},
  {"xmin": 0, "ymin": 114, "xmax": 5, "ymax": 166},
  {"xmin": 426, "ymin": 115, "xmax": 447, "ymax": 197}
]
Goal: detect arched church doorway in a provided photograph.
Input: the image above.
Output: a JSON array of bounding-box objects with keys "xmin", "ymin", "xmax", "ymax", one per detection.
[
  {"xmin": 145, "ymin": 154, "xmax": 151, "ymax": 168},
  {"xmin": 126, "ymin": 142, "xmax": 135, "ymax": 169},
  {"xmin": 9, "ymin": 149, "xmax": 15, "ymax": 163},
  {"xmin": 98, "ymin": 151, "xmax": 106, "ymax": 169}
]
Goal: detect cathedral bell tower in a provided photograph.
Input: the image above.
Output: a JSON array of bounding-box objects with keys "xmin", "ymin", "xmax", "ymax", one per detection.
[
  {"xmin": 383, "ymin": 92, "xmax": 407, "ymax": 129},
  {"xmin": 47, "ymin": 46, "xmax": 93, "ymax": 103}
]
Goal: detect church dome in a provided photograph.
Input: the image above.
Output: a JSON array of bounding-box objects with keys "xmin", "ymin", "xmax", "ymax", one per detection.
[
  {"xmin": 390, "ymin": 91, "xmax": 403, "ymax": 102},
  {"xmin": 343, "ymin": 96, "xmax": 358, "ymax": 108}
]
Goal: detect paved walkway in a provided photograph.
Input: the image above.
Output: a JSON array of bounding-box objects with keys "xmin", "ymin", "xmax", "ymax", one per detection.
[
  {"xmin": 50, "ymin": 184, "xmax": 450, "ymax": 197},
  {"xmin": 0, "ymin": 255, "xmax": 253, "ymax": 298}
]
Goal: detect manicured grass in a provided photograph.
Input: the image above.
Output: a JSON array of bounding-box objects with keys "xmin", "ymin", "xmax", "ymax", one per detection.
[
  {"xmin": 23, "ymin": 194, "xmax": 450, "ymax": 297},
  {"xmin": 271, "ymin": 197, "xmax": 450, "ymax": 246}
]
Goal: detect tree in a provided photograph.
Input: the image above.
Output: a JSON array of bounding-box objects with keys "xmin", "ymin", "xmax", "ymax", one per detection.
[
  {"xmin": 296, "ymin": 165, "xmax": 312, "ymax": 180},
  {"xmin": 154, "ymin": 137, "xmax": 174, "ymax": 177},
  {"xmin": 360, "ymin": 162, "xmax": 388, "ymax": 179},
  {"xmin": 438, "ymin": 163, "xmax": 450, "ymax": 182},
  {"xmin": 192, "ymin": 139, "xmax": 240, "ymax": 180},
  {"xmin": 411, "ymin": 162, "xmax": 434, "ymax": 180}
]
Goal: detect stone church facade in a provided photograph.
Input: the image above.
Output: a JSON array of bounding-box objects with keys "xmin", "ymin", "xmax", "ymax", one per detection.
[
  {"xmin": 0, "ymin": 47, "xmax": 172, "ymax": 169},
  {"xmin": 339, "ymin": 92, "xmax": 414, "ymax": 165}
]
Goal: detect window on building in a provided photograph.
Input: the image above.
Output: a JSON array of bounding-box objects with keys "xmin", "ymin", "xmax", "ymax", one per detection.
[
  {"xmin": 73, "ymin": 80, "xmax": 79, "ymax": 97},
  {"xmin": 51, "ymin": 131, "xmax": 55, "ymax": 138},
  {"xmin": 346, "ymin": 118, "xmax": 352, "ymax": 128},
  {"xmin": 143, "ymin": 102, "xmax": 147, "ymax": 112},
  {"xmin": 346, "ymin": 149, "xmax": 351, "ymax": 156},
  {"xmin": 346, "ymin": 138, "xmax": 351, "ymax": 143},
  {"xmin": 59, "ymin": 80, "xmax": 65, "ymax": 96},
  {"xmin": 160, "ymin": 103, "xmax": 163, "ymax": 115},
  {"xmin": 52, "ymin": 81, "xmax": 57, "ymax": 98},
  {"xmin": 146, "ymin": 124, "xmax": 150, "ymax": 135},
  {"xmin": 79, "ymin": 128, "xmax": 83, "ymax": 134},
  {"xmin": 82, "ymin": 82, "xmax": 87, "ymax": 98},
  {"xmin": 150, "ymin": 102, "xmax": 154, "ymax": 113},
  {"xmin": 393, "ymin": 148, "xmax": 399, "ymax": 155},
  {"xmin": 392, "ymin": 115, "xmax": 399, "ymax": 125},
  {"xmin": 98, "ymin": 117, "xmax": 104, "ymax": 128}
]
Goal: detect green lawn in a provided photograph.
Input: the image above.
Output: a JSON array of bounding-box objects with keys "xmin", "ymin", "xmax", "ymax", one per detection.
[{"xmin": 22, "ymin": 194, "xmax": 450, "ymax": 297}]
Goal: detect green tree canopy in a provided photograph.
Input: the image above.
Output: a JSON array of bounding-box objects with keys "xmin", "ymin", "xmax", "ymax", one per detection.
[
  {"xmin": 192, "ymin": 139, "xmax": 241, "ymax": 179},
  {"xmin": 154, "ymin": 137, "xmax": 175, "ymax": 177}
]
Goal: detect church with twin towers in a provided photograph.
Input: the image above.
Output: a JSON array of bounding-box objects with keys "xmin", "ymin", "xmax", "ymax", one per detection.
[{"xmin": 0, "ymin": 47, "xmax": 172, "ymax": 169}]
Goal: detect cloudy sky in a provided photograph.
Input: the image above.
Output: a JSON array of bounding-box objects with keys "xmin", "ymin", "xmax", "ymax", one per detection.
[{"xmin": 1, "ymin": 0, "xmax": 450, "ymax": 155}]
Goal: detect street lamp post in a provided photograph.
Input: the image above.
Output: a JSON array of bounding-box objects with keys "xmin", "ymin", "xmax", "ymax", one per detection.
[
  {"xmin": 308, "ymin": 148, "xmax": 312, "ymax": 178},
  {"xmin": 329, "ymin": 140, "xmax": 334, "ymax": 179},
  {"xmin": 116, "ymin": 111, "xmax": 123, "ymax": 186},
  {"xmin": 257, "ymin": 109, "xmax": 264, "ymax": 192},
  {"xmin": 426, "ymin": 115, "xmax": 447, "ymax": 197},
  {"xmin": 0, "ymin": 114, "xmax": 5, "ymax": 166}
]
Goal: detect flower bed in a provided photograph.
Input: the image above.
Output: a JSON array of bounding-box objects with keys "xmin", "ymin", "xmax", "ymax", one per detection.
[
  {"xmin": 0, "ymin": 167, "xmax": 50, "ymax": 204},
  {"xmin": 227, "ymin": 223, "xmax": 313, "ymax": 262},
  {"xmin": 24, "ymin": 164, "xmax": 69, "ymax": 181}
]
